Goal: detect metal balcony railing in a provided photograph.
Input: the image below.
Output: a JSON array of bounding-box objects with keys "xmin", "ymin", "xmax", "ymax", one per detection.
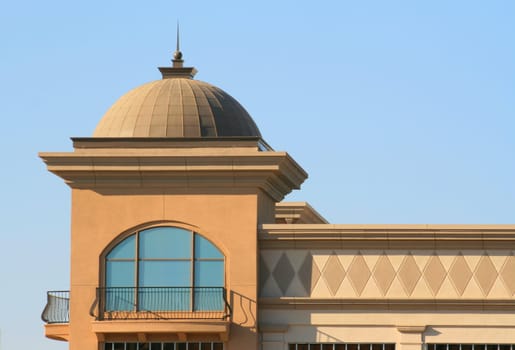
[
  {"xmin": 91, "ymin": 287, "xmax": 231, "ymax": 321},
  {"xmin": 42, "ymin": 291, "xmax": 70, "ymax": 324}
]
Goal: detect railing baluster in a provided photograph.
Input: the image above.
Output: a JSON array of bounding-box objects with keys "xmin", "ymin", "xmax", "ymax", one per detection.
[
  {"xmin": 88, "ymin": 287, "xmax": 231, "ymax": 321},
  {"xmin": 41, "ymin": 291, "xmax": 70, "ymax": 324},
  {"xmin": 42, "ymin": 287, "xmax": 231, "ymax": 324}
]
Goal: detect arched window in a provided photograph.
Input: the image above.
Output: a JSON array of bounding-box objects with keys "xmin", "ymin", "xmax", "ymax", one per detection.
[{"xmin": 104, "ymin": 227, "xmax": 224, "ymax": 312}]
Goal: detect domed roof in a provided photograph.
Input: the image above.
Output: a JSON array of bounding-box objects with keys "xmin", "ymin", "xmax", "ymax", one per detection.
[{"xmin": 93, "ymin": 56, "xmax": 261, "ymax": 138}]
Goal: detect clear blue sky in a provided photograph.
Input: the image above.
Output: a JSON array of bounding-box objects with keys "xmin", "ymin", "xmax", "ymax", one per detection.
[{"xmin": 0, "ymin": 1, "xmax": 514, "ymax": 349}]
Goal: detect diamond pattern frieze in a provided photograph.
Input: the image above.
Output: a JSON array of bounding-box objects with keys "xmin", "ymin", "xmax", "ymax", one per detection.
[
  {"xmin": 298, "ymin": 252, "xmax": 321, "ymax": 295},
  {"xmin": 423, "ymin": 255, "xmax": 447, "ymax": 296},
  {"xmin": 398, "ymin": 254, "xmax": 422, "ymax": 296},
  {"xmin": 500, "ymin": 255, "xmax": 515, "ymax": 296},
  {"xmin": 372, "ymin": 254, "xmax": 396, "ymax": 296},
  {"xmin": 322, "ymin": 253, "xmax": 345, "ymax": 296},
  {"xmin": 449, "ymin": 254, "xmax": 473, "ymax": 296},
  {"xmin": 272, "ymin": 253, "xmax": 295, "ymax": 295},
  {"xmin": 474, "ymin": 255, "xmax": 498, "ymax": 296},
  {"xmin": 347, "ymin": 254, "xmax": 371, "ymax": 296}
]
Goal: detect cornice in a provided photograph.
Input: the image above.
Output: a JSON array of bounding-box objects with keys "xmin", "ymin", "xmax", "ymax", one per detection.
[
  {"xmin": 39, "ymin": 150, "xmax": 307, "ymax": 202},
  {"xmin": 259, "ymin": 224, "xmax": 515, "ymax": 249},
  {"xmin": 275, "ymin": 202, "xmax": 329, "ymax": 224}
]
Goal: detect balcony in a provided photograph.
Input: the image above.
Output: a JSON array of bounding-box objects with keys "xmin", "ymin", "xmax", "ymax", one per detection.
[
  {"xmin": 42, "ymin": 290, "xmax": 70, "ymax": 323},
  {"xmin": 90, "ymin": 287, "xmax": 231, "ymax": 321},
  {"xmin": 91, "ymin": 287, "xmax": 231, "ymax": 341},
  {"xmin": 42, "ymin": 287, "xmax": 232, "ymax": 341},
  {"xmin": 41, "ymin": 291, "xmax": 70, "ymax": 341}
]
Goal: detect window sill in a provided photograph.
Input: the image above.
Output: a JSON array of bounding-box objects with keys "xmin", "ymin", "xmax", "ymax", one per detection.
[{"xmin": 91, "ymin": 319, "xmax": 230, "ymax": 342}]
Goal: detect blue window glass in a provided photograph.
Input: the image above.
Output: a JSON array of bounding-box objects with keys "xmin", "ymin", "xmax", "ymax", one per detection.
[
  {"xmin": 105, "ymin": 288, "xmax": 135, "ymax": 311},
  {"xmin": 139, "ymin": 261, "xmax": 191, "ymax": 287},
  {"xmin": 194, "ymin": 261, "xmax": 224, "ymax": 287},
  {"xmin": 107, "ymin": 235, "xmax": 135, "ymax": 259},
  {"xmin": 104, "ymin": 227, "xmax": 224, "ymax": 312},
  {"xmin": 105, "ymin": 236, "xmax": 136, "ymax": 311},
  {"xmin": 194, "ymin": 260, "xmax": 224, "ymax": 311},
  {"xmin": 195, "ymin": 235, "xmax": 223, "ymax": 259},
  {"xmin": 106, "ymin": 261, "xmax": 135, "ymax": 287},
  {"xmin": 194, "ymin": 288, "xmax": 224, "ymax": 311},
  {"xmin": 140, "ymin": 227, "xmax": 192, "ymax": 259},
  {"xmin": 139, "ymin": 287, "xmax": 191, "ymax": 311}
]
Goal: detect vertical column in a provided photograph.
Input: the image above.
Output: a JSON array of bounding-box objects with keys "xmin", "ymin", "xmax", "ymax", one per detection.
[
  {"xmin": 396, "ymin": 326, "xmax": 426, "ymax": 350},
  {"xmin": 260, "ymin": 324, "xmax": 288, "ymax": 350}
]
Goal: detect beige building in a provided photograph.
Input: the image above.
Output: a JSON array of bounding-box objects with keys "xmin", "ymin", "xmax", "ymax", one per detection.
[{"xmin": 41, "ymin": 49, "xmax": 515, "ymax": 350}]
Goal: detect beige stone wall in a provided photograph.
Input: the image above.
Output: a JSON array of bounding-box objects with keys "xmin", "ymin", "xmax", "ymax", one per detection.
[
  {"xmin": 260, "ymin": 250, "xmax": 515, "ymax": 299},
  {"xmin": 259, "ymin": 310, "xmax": 515, "ymax": 350}
]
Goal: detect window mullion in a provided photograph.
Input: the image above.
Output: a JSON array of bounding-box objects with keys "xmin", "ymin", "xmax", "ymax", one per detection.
[
  {"xmin": 135, "ymin": 231, "xmax": 140, "ymax": 311},
  {"xmin": 191, "ymin": 232, "xmax": 195, "ymax": 312}
]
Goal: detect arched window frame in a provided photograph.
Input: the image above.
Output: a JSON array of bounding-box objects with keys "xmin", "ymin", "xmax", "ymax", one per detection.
[{"xmin": 102, "ymin": 226, "xmax": 225, "ymax": 312}]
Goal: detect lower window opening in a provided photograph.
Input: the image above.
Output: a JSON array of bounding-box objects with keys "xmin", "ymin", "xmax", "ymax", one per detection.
[
  {"xmin": 103, "ymin": 342, "xmax": 223, "ymax": 350},
  {"xmin": 289, "ymin": 343, "xmax": 395, "ymax": 350},
  {"xmin": 427, "ymin": 344, "xmax": 515, "ymax": 350}
]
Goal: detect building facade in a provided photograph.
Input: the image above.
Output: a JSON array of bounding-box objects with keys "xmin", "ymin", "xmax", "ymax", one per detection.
[{"xmin": 41, "ymin": 51, "xmax": 515, "ymax": 350}]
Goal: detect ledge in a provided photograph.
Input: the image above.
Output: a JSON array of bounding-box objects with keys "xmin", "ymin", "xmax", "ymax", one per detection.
[
  {"xmin": 91, "ymin": 319, "xmax": 230, "ymax": 342},
  {"xmin": 258, "ymin": 298, "xmax": 515, "ymax": 311},
  {"xmin": 44, "ymin": 323, "xmax": 69, "ymax": 341},
  {"xmin": 71, "ymin": 137, "xmax": 267, "ymax": 149},
  {"xmin": 275, "ymin": 202, "xmax": 328, "ymax": 224},
  {"xmin": 39, "ymin": 148, "xmax": 307, "ymax": 202},
  {"xmin": 396, "ymin": 326, "xmax": 427, "ymax": 333},
  {"xmin": 259, "ymin": 224, "xmax": 515, "ymax": 249}
]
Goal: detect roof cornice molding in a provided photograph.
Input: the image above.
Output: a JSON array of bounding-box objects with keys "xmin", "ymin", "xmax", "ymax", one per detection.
[
  {"xmin": 275, "ymin": 202, "xmax": 329, "ymax": 224},
  {"xmin": 39, "ymin": 150, "xmax": 307, "ymax": 202},
  {"xmin": 259, "ymin": 224, "xmax": 515, "ymax": 249}
]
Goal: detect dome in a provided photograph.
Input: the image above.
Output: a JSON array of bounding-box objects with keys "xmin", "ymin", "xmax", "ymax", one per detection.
[{"xmin": 93, "ymin": 60, "xmax": 261, "ymax": 138}]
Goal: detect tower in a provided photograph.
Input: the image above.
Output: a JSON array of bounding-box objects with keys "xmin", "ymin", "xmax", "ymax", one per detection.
[{"xmin": 40, "ymin": 51, "xmax": 307, "ymax": 350}]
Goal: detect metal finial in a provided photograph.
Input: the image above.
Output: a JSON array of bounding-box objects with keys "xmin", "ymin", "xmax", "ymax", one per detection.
[
  {"xmin": 160, "ymin": 20, "xmax": 197, "ymax": 78},
  {"xmin": 173, "ymin": 21, "xmax": 183, "ymax": 61},
  {"xmin": 176, "ymin": 21, "xmax": 180, "ymax": 52}
]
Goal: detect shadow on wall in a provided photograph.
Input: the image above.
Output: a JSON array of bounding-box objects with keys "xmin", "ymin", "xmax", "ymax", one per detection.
[
  {"xmin": 422, "ymin": 327, "xmax": 441, "ymax": 344},
  {"xmin": 260, "ymin": 251, "xmax": 315, "ymax": 297},
  {"xmin": 230, "ymin": 291, "xmax": 256, "ymax": 330},
  {"xmin": 317, "ymin": 329, "xmax": 344, "ymax": 343}
]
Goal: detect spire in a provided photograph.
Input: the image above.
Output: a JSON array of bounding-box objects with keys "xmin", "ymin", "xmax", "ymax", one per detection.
[
  {"xmin": 158, "ymin": 22, "xmax": 198, "ymax": 79},
  {"xmin": 172, "ymin": 21, "xmax": 183, "ymax": 67}
]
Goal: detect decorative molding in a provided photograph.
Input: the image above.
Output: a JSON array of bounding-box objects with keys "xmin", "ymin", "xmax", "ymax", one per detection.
[
  {"xmin": 260, "ymin": 250, "xmax": 515, "ymax": 299},
  {"xmin": 258, "ymin": 298, "xmax": 515, "ymax": 311},
  {"xmin": 91, "ymin": 319, "xmax": 230, "ymax": 341},
  {"xmin": 259, "ymin": 225, "xmax": 515, "ymax": 250},
  {"xmin": 40, "ymin": 141, "xmax": 307, "ymax": 202},
  {"xmin": 396, "ymin": 326, "xmax": 427, "ymax": 333},
  {"xmin": 259, "ymin": 323, "xmax": 289, "ymax": 333},
  {"xmin": 275, "ymin": 202, "xmax": 329, "ymax": 224}
]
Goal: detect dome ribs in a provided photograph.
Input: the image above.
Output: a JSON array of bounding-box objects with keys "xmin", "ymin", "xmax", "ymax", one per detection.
[
  {"xmin": 165, "ymin": 79, "xmax": 183, "ymax": 137},
  {"xmin": 203, "ymin": 86, "xmax": 236, "ymax": 137},
  {"xmin": 98, "ymin": 86, "xmax": 136, "ymax": 136},
  {"xmin": 191, "ymin": 82, "xmax": 217, "ymax": 137},
  {"xmin": 148, "ymin": 79, "xmax": 171, "ymax": 137},
  {"xmin": 134, "ymin": 82, "xmax": 162, "ymax": 137},
  {"xmin": 93, "ymin": 76, "xmax": 261, "ymax": 138},
  {"xmin": 180, "ymin": 80, "xmax": 201, "ymax": 137}
]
